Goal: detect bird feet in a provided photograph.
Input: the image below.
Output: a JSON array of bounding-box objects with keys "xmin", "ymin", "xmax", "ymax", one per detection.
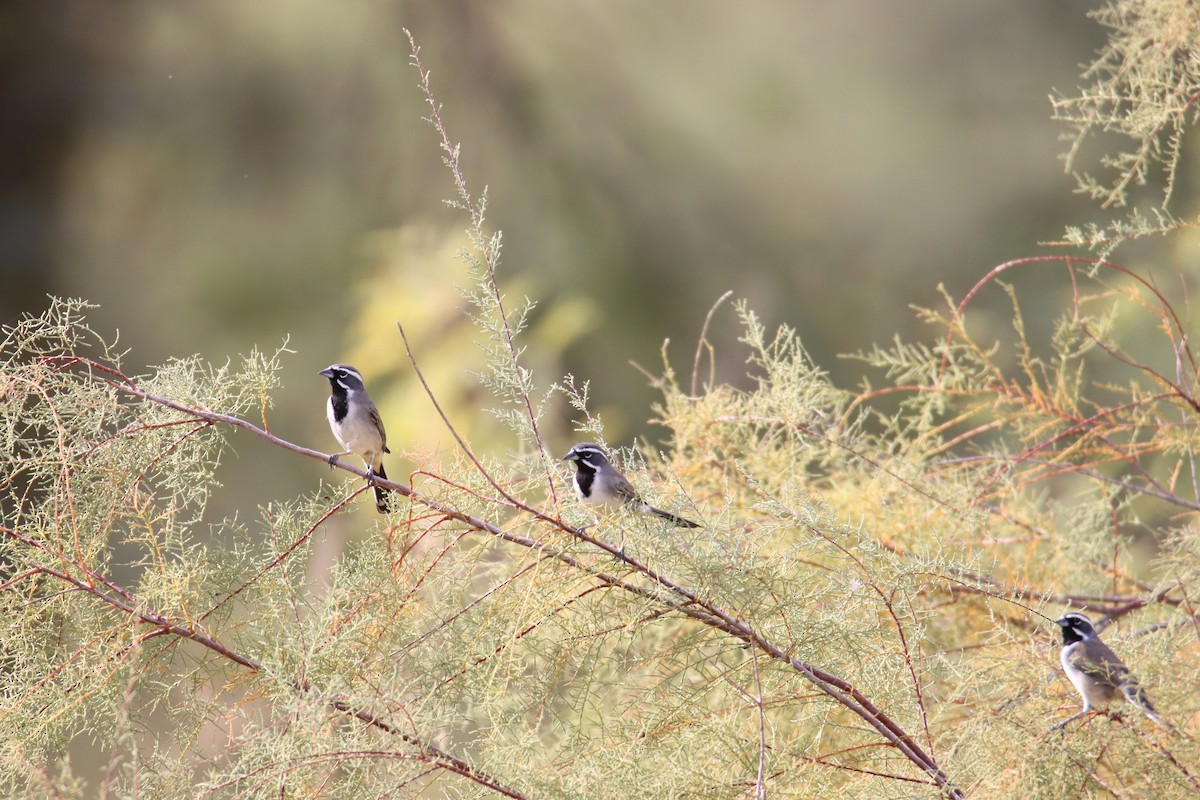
[
  {"xmin": 1049, "ymin": 710, "xmax": 1094, "ymax": 731},
  {"xmin": 327, "ymin": 453, "xmax": 340, "ymax": 468}
]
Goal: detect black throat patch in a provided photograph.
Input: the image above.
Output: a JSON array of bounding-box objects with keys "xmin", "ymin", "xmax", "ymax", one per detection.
[
  {"xmin": 574, "ymin": 462, "xmax": 596, "ymax": 498},
  {"xmin": 329, "ymin": 388, "xmax": 350, "ymax": 423},
  {"xmin": 1060, "ymin": 626, "xmax": 1085, "ymax": 645}
]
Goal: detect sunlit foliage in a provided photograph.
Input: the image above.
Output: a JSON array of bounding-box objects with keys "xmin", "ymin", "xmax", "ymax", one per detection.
[{"xmin": 3, "ymin": 11, "xmax": 1200, "ymax": 799}]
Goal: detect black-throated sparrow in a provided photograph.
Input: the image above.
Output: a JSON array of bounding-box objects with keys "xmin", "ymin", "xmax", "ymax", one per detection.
[
  {"xmin": 320, "ymin": 364, "xmax": 390, "ymax": 513},
  {"xmin": 562, "ymin": 443, "xmax": 700, "ymax": 528},
  {"xmin": 1052, "ymin": 612, "xmax": 1169, "ymax": 730}
]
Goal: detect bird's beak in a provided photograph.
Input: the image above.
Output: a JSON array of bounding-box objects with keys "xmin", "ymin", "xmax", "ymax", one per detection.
[
  {"xmin": 561, "ymin": 451, "xmax": 574, "ymax": 461},
  {"xmin": 319, "ymin": 367, "xmax": 335, "ymax": 378}
]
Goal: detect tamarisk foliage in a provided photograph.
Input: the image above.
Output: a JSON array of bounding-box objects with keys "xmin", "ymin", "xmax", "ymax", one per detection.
[
  {"xmin": 1051, "ymin": 0, "xmax": 1200, "ymax": 252},
  {"xmin": 3, "ymin": 15, "xmax": 1200, "ymax": 800}
]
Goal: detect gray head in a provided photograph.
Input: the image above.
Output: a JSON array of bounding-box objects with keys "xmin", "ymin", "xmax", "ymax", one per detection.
[
  {"xmin": 562, "ymin": 443, "xmax": 612, "ymax": 472},
  {"xmin": 319, "ymin": 364, "xmax": 366, "ymax": 392},
  {"xmin": 1055, "ymin": 612, "xmax": 1098, "ymax": 644}
]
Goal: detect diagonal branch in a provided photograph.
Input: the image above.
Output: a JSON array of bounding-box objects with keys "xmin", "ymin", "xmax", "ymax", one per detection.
[
  {"xmin": 60, "ymin": 360, "xmax": 964, "ymax": 798},
  {"xmin": 0, "ymin": 526, "xmax": 528, "ymax": 800}
]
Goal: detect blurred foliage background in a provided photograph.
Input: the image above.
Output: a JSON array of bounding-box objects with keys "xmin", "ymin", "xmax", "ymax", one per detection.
[
  {"xmin": 6, "ymin": 3, "xmax": 1200, "ymax": 794},
  {"xmin": 5, "ymin": 1, "xmax": 1197, "ymax": 520}
]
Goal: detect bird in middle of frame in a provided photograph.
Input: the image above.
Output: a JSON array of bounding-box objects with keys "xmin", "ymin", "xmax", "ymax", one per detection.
[
  {"xmin": 320, "ymin": 363, "xmax": 391, "ymax": 513},
  {"xmin": 1051, "ymin": 611, "xmax": 1170, "ymax": 730},
  {"xmin": 562, "ymin": 442, "xmax": 700, "ymax": 528}
]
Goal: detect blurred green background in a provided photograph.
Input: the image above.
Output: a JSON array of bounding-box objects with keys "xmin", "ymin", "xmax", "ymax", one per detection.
[{"xmin": 6, "ymin": 1, "xmax": 1167, "ymax": 516}]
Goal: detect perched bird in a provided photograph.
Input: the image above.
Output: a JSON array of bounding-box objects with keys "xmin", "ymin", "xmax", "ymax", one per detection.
[
  {"xmin": 319, "ymin": 364, "xmax": 390, "ymax": 513},
  {"xmin": 1052, "ymin": 612, "xmax": 1169, "ymax": 730},
  {"xmin": 562, "ymin": 443, "xmax": 699, "ymax": 528}
]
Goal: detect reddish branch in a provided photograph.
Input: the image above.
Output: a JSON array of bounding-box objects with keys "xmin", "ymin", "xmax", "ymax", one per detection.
[
  {"xmin": 36, "ymin": 345, "xmax": 1195, "ymax": 795},
  {"xmin": 405, "ymin": 28, "xmax": 559, "ymax": 514},
  {"xmin": 38, "ymin": 358, "xmax": 964, "ymax": 798},
  {"xmin": 0, "ymin": 524, "xmax": 529, "ymax": 800},
  {"xmin": 945, "ymin": 256, "xmax": 1199, "ymax": 413}
]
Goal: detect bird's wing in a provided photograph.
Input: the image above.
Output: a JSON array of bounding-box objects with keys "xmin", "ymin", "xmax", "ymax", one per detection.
[
  {"xmin": 368, "ymin": 403, "xmax": 389, "ymax": 453},
  {"xmin": 611, "ymin": 473, "xmax": 642, "ymax": 505},
  {"xmin": 1068, "ymin": 641, "xmax": 1133, "ymax": 688}
]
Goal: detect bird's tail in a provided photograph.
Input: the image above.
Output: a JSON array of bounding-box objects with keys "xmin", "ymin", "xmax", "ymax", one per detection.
[
  {"xmin": 372, "ymin": 461, "xmax": 391, "ymax": 514},
  {"xmin": 1122, "ymin": 681, "xmax": 1173, "ymax": 731},
  {"xmin": 648, "ymin": 505, "xmax": 700, "ymax": 528}
]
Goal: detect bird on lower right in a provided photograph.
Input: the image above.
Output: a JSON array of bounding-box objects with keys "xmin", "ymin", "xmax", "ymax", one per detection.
[
  {"xmin": 562, "ymin": 442, "xmax": 700, "ymax": 529},
  {"xmin": 1051, "ymin": 611, "xmax": 1171, "ymax": 731}
]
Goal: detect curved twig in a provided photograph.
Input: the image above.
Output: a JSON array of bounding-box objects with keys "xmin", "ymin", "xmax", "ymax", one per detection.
[{"xmin": 692, "ymin": 290, "xmax": 734, "ymax": 397}]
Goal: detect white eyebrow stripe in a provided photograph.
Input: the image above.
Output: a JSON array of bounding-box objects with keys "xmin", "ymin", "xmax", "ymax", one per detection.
[{"xmin": 324, "ymin": 364, "xmax": 365, "ymax": 382}]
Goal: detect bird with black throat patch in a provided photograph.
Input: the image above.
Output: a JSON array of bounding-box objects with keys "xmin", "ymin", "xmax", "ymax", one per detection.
[
  {"xmin": 319, "ymin": 364, "xmax": 391, "ymax": 513},
  {"xmin": 562, "ymin": 442, "xmax": 700, "ymax": 529},
  {"xmin": 1051, "ymin": 611, "xmax": 1171, "ymax": 731}
]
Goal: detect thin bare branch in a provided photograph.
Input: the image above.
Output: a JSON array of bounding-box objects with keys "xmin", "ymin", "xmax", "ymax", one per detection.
[{"xmin": 692, "ymin": 290, "xmax": 734, "ymax": 397}]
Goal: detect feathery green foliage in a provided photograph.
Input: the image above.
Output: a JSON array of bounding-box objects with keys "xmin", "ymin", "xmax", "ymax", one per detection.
[{"xmin": 1051, "ymin": 0, "xmax": 1200, "ymax": 254}]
